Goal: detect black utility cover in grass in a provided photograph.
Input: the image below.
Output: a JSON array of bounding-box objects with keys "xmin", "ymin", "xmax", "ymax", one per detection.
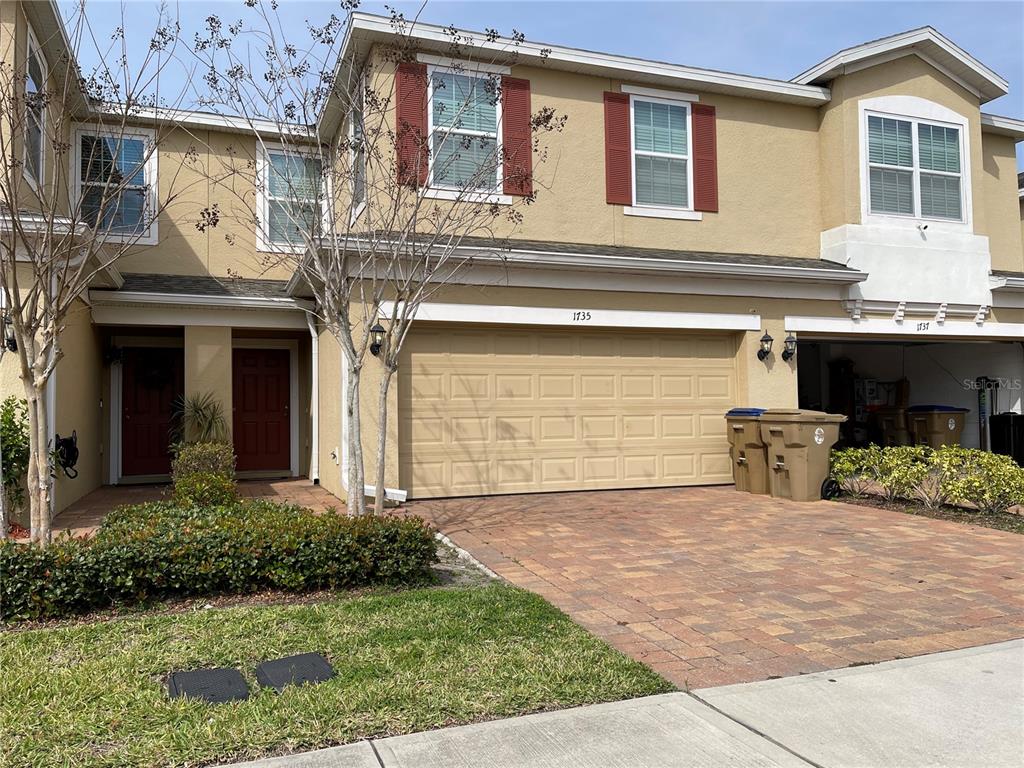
[
  {"xmin": 167, "ymin": 668, "xmax": 249, "ymax": 704},
  {"xmin": 256, "ymin": 653, "xmax": 334, "ymax": 692}
]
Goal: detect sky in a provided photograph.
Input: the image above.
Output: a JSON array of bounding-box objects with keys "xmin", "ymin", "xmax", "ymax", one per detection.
[{"xmin": 60, "ymin": 0, "xmax": 1024, "ymax": 167}]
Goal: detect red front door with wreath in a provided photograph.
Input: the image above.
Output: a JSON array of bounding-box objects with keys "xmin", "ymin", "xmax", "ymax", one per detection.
[
  {"xmin": 121, "ymin": 347, "xmax": 184, "ymax": 477},
  {"xmin": 232, "ymin": 348, "xmax": 291, "ymax": 472}
]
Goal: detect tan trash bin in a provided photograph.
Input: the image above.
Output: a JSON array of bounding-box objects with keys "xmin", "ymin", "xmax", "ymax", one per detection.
[
  {"xmin": 725, "ymin": 408, "xmax": 769, "ymax": 494},
  {"xmin": 874, "ymin": 407, "xmax": 910, "ymax": 446},
  {"xmin": 907, "ymin": 406, "xmax": 969, "ymax": 448},
  {"xmin": 759, "ymin": 409, "xmax": 847, "ymax": 502}
]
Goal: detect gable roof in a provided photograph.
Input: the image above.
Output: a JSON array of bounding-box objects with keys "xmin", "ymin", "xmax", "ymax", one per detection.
[{"xmin": 792, "ymin": 27, "xmax": 1008, "ymax": 103}]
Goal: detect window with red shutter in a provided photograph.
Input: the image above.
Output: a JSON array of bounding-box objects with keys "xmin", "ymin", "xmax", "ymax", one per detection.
[
  {"xmin": 501, "ymin": 76, "xmax": 532, "ymax": 196},
  {"xmin": 691, "ymin": 104, "xmax": 718, "ymax": 212},
  {"xmin": 395, "ymin": 62, "xmax": 428, "ymax": 186},
  {"xmin": 604, "ymin": 92, "xmax": 632, "ymax": 205}
]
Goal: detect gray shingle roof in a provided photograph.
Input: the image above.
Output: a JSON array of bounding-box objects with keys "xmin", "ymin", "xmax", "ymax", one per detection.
[
  {"xmin": 119, "ymin": 274, "xmax": 290, "ymax": 299},
  {"xmin": 456, "ymin": 236, "xmax": 859, "ymax": 272}
]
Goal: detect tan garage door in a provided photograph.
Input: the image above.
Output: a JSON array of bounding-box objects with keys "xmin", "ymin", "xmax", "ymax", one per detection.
[{"xmin": 399, "ymin": 325, "xmax": 738, "ymax": 498}]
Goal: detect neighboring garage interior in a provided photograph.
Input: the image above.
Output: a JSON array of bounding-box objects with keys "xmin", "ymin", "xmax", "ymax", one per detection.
[{"xmin": 797, "ymin": 338, "xmax": 1024, "ymax": 452}]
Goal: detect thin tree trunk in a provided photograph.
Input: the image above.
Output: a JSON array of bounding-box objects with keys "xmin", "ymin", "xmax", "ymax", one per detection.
[
  {"xmin": 0, "ymin": 408, "xmax": 7, "ymax": 540},
  {"xmin": 24, "ymin": 389, "xmax": 51, "ymax": 546},
  {"xmin": 345, "ymin": 356, "xmax": 365, "ymax": 516},
  {"xmin": 373, "ymin": 366, "xmax": 395, "ymax": 516}
]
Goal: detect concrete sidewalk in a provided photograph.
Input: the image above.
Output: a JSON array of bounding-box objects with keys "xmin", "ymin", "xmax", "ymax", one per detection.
[{"xmin": 230, "ymin": 640, "xmax": 1024, "ymax": 768}]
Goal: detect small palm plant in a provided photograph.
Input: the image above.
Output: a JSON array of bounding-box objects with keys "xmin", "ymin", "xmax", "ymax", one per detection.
[{"xmin": 172, "ymin": 392, "xmax": 228, "ymax": 444}]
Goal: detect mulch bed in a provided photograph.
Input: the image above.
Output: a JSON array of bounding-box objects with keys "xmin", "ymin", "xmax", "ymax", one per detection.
[{"xmin": 841, "ymin": 495, "xmax": 1024, "ymax": 535}]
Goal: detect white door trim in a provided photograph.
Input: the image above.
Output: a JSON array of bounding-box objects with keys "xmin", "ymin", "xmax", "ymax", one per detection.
[
  {"xmin": 786, "ymin": 315, "xmax": 1024, "ymax": 339},
  {"xmin": 380, "ymin": 301, "xmax": 761, "ymax": 331},
  {"xmin": 231, "ymin": 339, "xmax": 300, "ymax": 477}
]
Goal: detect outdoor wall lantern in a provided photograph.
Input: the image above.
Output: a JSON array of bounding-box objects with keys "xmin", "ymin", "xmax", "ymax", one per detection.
[
  {"xmin": 369, "ymin": 323, "xmax": 386, "ymax": 357},
  {"xmin": 757, "ymin": 331, "xmax": 773, "ymax": 361},
  {"xmin": 2, "ymin": 310, "xmax": 16, "ymax": 352},
  {"xmin": 781, "ymin": 333, "xmax": 797, "ymax": 362}
]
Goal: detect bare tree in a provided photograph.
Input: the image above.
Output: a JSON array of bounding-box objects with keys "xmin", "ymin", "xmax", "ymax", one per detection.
[
  {"xmin": 0, "ymin": 2, "xmax": 207, "ymax": 544},
  {"xmin": 191, "ymin": 5, "xmax": 565, "ymax": 515}
]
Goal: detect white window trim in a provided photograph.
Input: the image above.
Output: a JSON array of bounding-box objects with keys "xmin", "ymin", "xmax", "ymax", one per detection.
[
  {"xmin": 23, "ymin": 23, "xmax": 46, "ymax": 192},
  {"xmin": 73, "ymin": 123, "xmax": 159, "ymax": 246},
  {"xmin": 423, "ymin": 187, "xmax": 513, "ymax": 205},
  {"xmin": 858, "ymin": 95, "xmax": 972, "ymax": 233},
  {"xmin": 256, "ymin": 142, "xmax": 331, "ymax": 254},
  {"xmin": 622, "ymin": 84, "xmax": 699, "ymax": 102},
  {"xmin": 426, "ymin": 63, "xmax": 504, "ymax": 195},
  {"xmin": 417, "ymin": 52, "xmax": 511, "ymax": 75},
  {"xmin": 624, "ymin": 206, "xmax": 702, "ymax": 221},
  {"xmin": 629, "ymin": 93, "xmax": 695, "ymax": 213}
]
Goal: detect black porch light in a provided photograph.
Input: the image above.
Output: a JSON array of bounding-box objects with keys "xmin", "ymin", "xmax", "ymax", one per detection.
[
  {"xmin": 781, "ymin": 333, "xmax": 797, "ymax": 362},
  {"xmin": 369, "ymin": 323, "xmax": 386, "ymax": 357},
  {"xmin": 757, "ymin": 331, "xmax": 773, "ymax": 361}
]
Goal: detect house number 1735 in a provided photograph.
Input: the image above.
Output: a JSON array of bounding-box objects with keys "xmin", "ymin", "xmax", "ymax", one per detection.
[{"xmin": 572, "ymin": 311, "xmax": 592, "ymax": 322}]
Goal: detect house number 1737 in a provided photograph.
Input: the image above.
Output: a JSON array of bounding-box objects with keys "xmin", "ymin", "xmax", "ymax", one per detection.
[{"xmin": 572, "ymin": 311, "xmax": 592, "ymax": 322}]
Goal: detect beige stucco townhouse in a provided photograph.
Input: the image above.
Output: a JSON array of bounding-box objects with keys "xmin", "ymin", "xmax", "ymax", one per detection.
[{"xmin": 1, "ymin": 4, "xmax": 1022, "ymax": 517}]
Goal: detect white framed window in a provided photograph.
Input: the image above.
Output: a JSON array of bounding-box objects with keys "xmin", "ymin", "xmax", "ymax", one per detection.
[
  {"xmin": 74, "ymin": 125, "xmax": 158, "ymax": 244},
  {"xmin": 24, "ymin": 25, "xmax": 46, "ymax": 189},
  {"xmin": 256, "ymin": 144, "xmax": 325, "ymax": 252},
  {"xmin": 630, "ymin": 94, "xmax": 692, "ymax": 211},
  {"xmin": 427, "ymin": 67, "xmax": 502, "ymax": 193},
  {"xmin": 859, "ymin": 96, "xmax": 971, "ymax": 230}
]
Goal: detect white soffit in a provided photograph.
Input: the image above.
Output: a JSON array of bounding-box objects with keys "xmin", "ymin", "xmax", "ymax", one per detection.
[
  {"xmin": 792, "ymin": 27, "xmax": 1008, "ymax": 103},
  {"xmin": 980, "ymin": 113, "xmax": 1024, "ymax": 140}
]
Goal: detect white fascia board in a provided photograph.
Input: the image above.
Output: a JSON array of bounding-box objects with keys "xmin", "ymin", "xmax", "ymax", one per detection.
[
  {"xmin": 981, "ymin": 113, "xmax": 1024, "ymax": 139},
  {"xmin": 792, "ymin": 27, "xmax": 1008, "ymax": 100},
  {"xmin": 88, "ymin": 289, "xmax": 314, "ymax": 311},
  {"xmin": 786, "ymin": 314, "xmax": 1024, "ymax": 339},
  {"xmin": 346, "ymin": 13, "xmax": 829, "ymax": 106},
  {"xmin": 91, "ymin": 303, "xmax": 309, "ymax": 330},
  {"xmin": 381, "ymin": 301, "xmax": 761, "ymax": 332},
  {"xmin": 96, "ymin": 106, "xmax": 314, "ymax": 139},
  {"xmin": 991, "ymin": 275, "xmax": 1024, "ymax": 292}
]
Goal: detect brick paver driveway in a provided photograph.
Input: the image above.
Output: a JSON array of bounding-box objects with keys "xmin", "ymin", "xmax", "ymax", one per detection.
[{"xmin": 409, "ymin": 487, "xmax": 1024, "ymax": 689}]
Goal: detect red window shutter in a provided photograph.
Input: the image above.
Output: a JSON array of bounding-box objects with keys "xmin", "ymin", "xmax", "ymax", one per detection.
[
  {"xmin": 691, "ymin": 103, "xmax": 718, "ymax": 213},
  {"xmin": 603, "ymin": 92, "xmax": 632, "ymax": 205},
  {"xmin": 501, "ymin": 76, "xmax": 533, "ymax": 196},
  {"xmin": 395, "ymin": 62, "xmax": 428, "ymax": 186}
]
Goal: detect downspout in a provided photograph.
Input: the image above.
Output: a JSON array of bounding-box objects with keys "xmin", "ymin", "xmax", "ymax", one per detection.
[
  {"xmin": 337, "ymin": 335, "xmax": 407, "ymax": 504},
  {"xmin": 305, "ymin": 312, "xmax": 319, "ymax": 484}
]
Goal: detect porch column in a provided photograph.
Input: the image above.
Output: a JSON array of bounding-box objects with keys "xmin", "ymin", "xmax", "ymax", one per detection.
[{"xmin": 184, "ymin": 326, "xmax": 233, "ymax": 440}]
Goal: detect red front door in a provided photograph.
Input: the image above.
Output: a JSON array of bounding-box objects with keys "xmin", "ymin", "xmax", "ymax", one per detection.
[
  {"xmin": 232, "ymin": 348, "xmax": 291, "ymax": 472},
  {"xmin": 122, "ymin": 347, "xmax": 184, "ymax": 477}
]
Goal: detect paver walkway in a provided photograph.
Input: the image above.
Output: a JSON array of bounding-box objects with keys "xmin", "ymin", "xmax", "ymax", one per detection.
[
  {"xmin": 51, "ymin": 478, "xmax": 342, "ymax": 536},
  {"xmin": 409, "ymin": 486, "xmax": 1024, "ymax": 689}
]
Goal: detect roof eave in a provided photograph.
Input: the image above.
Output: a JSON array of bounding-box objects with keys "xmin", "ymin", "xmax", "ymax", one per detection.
[{"xmin": 981, "ymin": 113, "xmax": 1024, "ymax": 140}]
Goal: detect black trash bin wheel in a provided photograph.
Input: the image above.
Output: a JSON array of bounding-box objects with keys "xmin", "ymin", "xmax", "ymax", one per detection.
[{"xmin": 821, "ymin": 478, "xmax": 841, "ymax": 500}]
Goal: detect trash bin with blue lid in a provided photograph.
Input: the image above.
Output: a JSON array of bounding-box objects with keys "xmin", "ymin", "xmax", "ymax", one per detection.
[
  {"xmin": 907, "ymin": 405, "xmax": 969, "ymax": 448},
  {"xmin": 758, "ymin": 409, "xmax": 847, "ymax": 502},
  {"xmin": 725, "ymin": 407, "xmax": 769, "ymax": 494}
]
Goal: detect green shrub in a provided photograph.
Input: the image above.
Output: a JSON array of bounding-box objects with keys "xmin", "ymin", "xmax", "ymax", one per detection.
[
  {"xmin": 0, "ymin": 502, "xmax": 439, "ymax": 621},
  {"xmin": 170, "ymin": 441, "xmax": 237, "ymax": 506},
  {"xmin": 938, "ymin": 447, "xmax": 1024, "ymax": 515},
  {"xmin": 830, "ymin": 443, "xmax": 1024, "ymax": 513},
  {"xmin": 0, "ymin": 396, "xmax": 30, "ymax": 511},
  {"xmin": 830, "ymin": 444, "xmax": 882, "ymax": 497}
]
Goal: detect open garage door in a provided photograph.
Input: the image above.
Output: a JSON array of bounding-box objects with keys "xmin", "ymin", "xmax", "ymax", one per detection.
[{"xmin": 399, "ymin": 325, "xmax": 739, "ymax": 497}]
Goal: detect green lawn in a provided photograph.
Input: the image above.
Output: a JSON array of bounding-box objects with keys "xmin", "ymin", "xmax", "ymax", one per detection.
[{"xmin": 1, "ymin": 585, "xmax": 672, "ymax": 767}]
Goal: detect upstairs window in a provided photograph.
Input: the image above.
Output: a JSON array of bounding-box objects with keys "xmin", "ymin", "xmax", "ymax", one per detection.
[
  {"xmin": 632, "ymin": 98, "xmax": 691, "ymax": 209},
  {"xmin": 428, "ymin": 70, "xmax": 500, "ymax": 190},
  {"xmin": 78, "ymin": 131, "xmax": 154, "ymax": 238},
  {"xmin": 24, "ymin": 28, "xmax": 45, "ymax": 186},
  {"xmin": 263, "ymin": 149, "xmax": 322, "ymax": 248},
  {"xmin": 867, "ymin": 113, "xmax": 962, "ymax": 221}
]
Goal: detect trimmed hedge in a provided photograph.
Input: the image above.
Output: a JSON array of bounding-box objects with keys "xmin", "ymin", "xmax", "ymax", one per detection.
[
  {"xmin": 831, "ymin": 444, "xmax": 1024, "ymax": 515},
  {"xmin": 171, "ymin": 441, "xmax": 237, "ymax": 506},
  {"xmin": 0, "ymin": 502, "xmax": 438, "ymax": 621}
]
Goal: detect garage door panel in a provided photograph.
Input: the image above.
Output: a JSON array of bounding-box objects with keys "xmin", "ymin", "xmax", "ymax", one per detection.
[{"xmin": 400, "ymin": 326, "xmax": 738, "ymax": 497}]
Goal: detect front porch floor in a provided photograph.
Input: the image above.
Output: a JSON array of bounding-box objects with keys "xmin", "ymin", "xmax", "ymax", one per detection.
[{"xmin": 53, "ymin": 478, "xmax": 343, "ymax": 537}]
